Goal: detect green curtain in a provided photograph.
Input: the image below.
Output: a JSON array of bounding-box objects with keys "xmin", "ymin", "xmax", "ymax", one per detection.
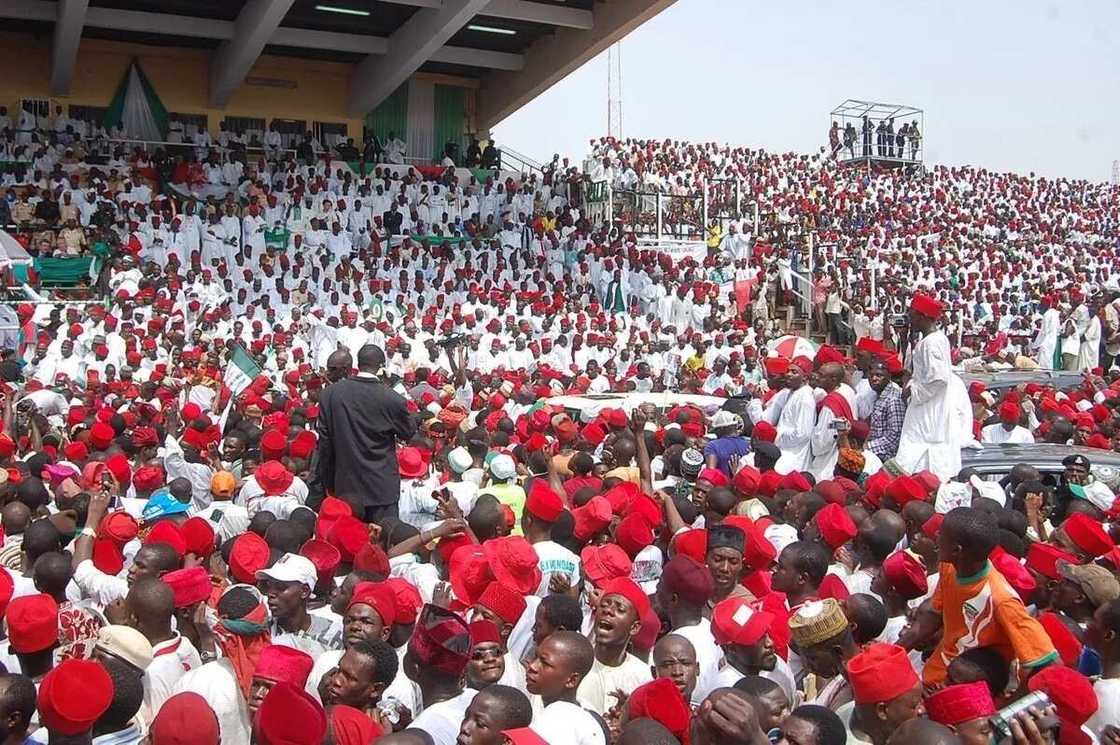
[
  {"xmin": 432, "ymin": 84, "xmax": 466, "ymax": 162},
  {"xmin": 365, "ymin": 84, "xmax": 408, "ymax": 143}
]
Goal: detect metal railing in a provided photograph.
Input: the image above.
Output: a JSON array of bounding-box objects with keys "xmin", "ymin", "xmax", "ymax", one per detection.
[{"xmin": 498, "ymin": 146, "xmax": 543, "ymax": 176}]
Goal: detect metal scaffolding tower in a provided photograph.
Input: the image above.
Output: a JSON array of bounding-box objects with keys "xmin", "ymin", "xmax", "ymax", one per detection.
[{"xmin": 607, "ymin": 42, "xmax": 622, "ymax": 139}]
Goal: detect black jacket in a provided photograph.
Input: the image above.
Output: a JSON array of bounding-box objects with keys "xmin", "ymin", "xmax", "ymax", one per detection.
[{"xmin": 316, "ymin": 375, "xmax": 416, "ymax": 507}]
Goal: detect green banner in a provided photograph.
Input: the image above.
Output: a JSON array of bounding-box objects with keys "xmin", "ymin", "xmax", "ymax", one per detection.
[
  {"xmin": 409, "ymin": 234, "xmax": 471, "ymax": 246},
  {"xmin": 34, "ymin": 257, "xmax": 93, "ymax": 286}
]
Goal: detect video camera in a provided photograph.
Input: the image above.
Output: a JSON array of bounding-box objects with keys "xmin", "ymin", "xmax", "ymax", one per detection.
[{"xmin": 437, "ymin": 334, "xmax": 466, "ymax": 349}]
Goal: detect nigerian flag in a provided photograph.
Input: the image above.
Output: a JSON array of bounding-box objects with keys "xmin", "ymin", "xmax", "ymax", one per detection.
[
  {"xmin": 104, "ymin": 59, "xmax": 169, "ymax": 141},
  {"xmin": 225, "ymin": 343, "xmax": 262, "ymax": 396}
]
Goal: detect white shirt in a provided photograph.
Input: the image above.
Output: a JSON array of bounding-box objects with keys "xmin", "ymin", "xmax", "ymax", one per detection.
[
  {"xmin": 533, "ymin": 541, "xmax": 580, "ymax": 597},
  {"xmin": 411, "ymin": 688, "xmax": 478, "ymax": 745},
  {"xmin": 980, "ymin": 424, "xmax": 1035, "ymax": 444},
  {"xmin": 532, "ymin": 700, "xmax": 606, "ymax": 745},
  {"xmin": 576, "ymin": 653, "xmax": 652, "ymax": 715},
  {"xmin": 305, "ymin": 649, "xmax": 344, "ymax": 702},
  {"xmin": 1086, "ymin": 678, "xmax": 1120, "ymax": 739},
  {"xmin": 73, "ymin": 558, "xmax": 128, "ymax": 607},
  {"xmin": 173, "ymin": 659, "xmax": 252, "ymax": 745},
  {"xmin": 143, "ymin": 634, "xmax": 202, "ymax": 723}
]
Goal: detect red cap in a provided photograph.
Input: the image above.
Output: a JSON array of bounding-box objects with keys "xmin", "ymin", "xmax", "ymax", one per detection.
[
  {"xmin": 881, "ymin": 551, "xmax": 928, "ymax": 599},
  {"xmin": 1026, "ymin": 542, "xmax": 1078, "ymax": 580},
  {"xmin": 448, "ymin": 546, "xmax": 493, "ymax": 607},
  {"xmin": 616, "ymin": 513, "xmax": 655, "ymax": 558},
  {"xmin": 503, "ymin": 729, "xmax": 550, "ymax": 745},
  {"xmin": 482, "ymin": 536, "xmax": 542, "ymax": 596},
  {"xmin": 732, "ymin": 465, "xmax": 761, "ymax": 495},
  {"xmin": 315, "ymin": 497, "xmax": 353, "ymax": 540},
  {"xmin": 599, "ymin": 576, "xmax": 652, "ymax": 619},
  {"xmin": 38, "ymin": 660, "xmax": 114, "ymax": 735},
  {"xmin": 229, "ymin": 532, "xmax": 270, "ymax": 584},
  {"xmin": 162, "ymin": 567, "xmax": 212, "ymax": 608},
  {"xmin": 260, "ymin": 429, "xmax": 287, "ymax": 460},
  {"xmin": 327, "ymin": 516, "xmax": 369, "ymax": 562},
  {"xmin": 255, "ymin": 460, "xmax": 294, "ymax": 496},
  {"xmin": 751, "ymin": 421, "xmax": 777, "ymax": 443},
  {"xmin": 8, "ymin": 593, "xmax": 59, "ymax": 653},
  {"xmin": 1038, "ymin": 612, "xmax": 1083, "ymax": 667},
  {"xmin": 132, "ymin": 465, "xmax": 165, "ymax": 492},
  {"xmin": 581, "ymin": 544, "xmax": 632, "ymax": 585},
  {"xmin": 90, "ymin": 422, "xmax": 115, "ymax": 450},
  {"xmin": 626, "ymin": 678, "xmax": 690, "ymax": 744},
  {"xmin": 301, "ymin": 538, "xmax": 342, "ymax": 582},
  {"xmin": 525, "ymin": 479, "xmax": 564, "ymax": 522},
  {"xmin": 182, "ymin": 517, "xmax": 216, "ymax": 557},
  {"xmin": 925, "ymin": 681, "xmax": 996, "ymax": 726},
  {"xmin": 255, "ymin": 645, "xmax": 315, "ymax": 689},
  {"xmin": 477, "ymin": 581, "xmax": 527, "ymax": 625},
  {"xmin": 384, "ymin": 578, "xmax": 423, "ymax": 625},
  {"xmin": 910, "ymin": 292, "xmax": 944, "ymax": 318},
  {"xmin": 921, "ymin": 513, "xmax": 944, "ymax": 538},
  {"xmin": 711, "ymin": 597, "xmax": 774, "ymax": 647},
  {"xmin": 348, "ymin": 581, "xmax": 398, "ymax": 627},
  {"xmin": 886, "ymin": 475, "xmax": 927, "ymax": 506},
  {"xmin": 572, "ymin": 496, "xmax": 612, "ymax": 541},
  {"xmin": 1062, "ymin": 514, "xmax": 1113, "ymax": 557},
  {"xmin": 144, "ymin": 521, "xmax": 186, "ymax": 557},
  {"xmin": 330, "ymin": 705, "xmax": 383, "ymax": 745},
  {"xmin": 255, "ymin": 682, "xmax": 326, "ymax": 745},
  {"xmin": 1027, "ymin": 665, "xmax": 1097, "ymax": 726},
  {"xmin": 847, "ymin": 643, "xmax": 919, "ymax": 704},
  {"xmin": 150, "ymin": 692, "xmax": 220, "ymax": 745},
  {"xmin": 780, "ymin": 471, "xmax": 812, "ymax": 492},
  {"xmin": 354, "ymin": 542, "xmax": 390, "ymax": 575},
  {"xmin": 814, "ymin": 502, "xmax": 857, "ymax": 549},
  {"xmin": 989, "ymin": 547, "xmax": 1037, "ymax": 603}
]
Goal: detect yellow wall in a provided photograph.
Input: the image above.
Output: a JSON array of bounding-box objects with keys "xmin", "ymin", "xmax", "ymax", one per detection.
[{"xmin": 0, "ymin": 32, "xmax": 478, "ymax": 137}]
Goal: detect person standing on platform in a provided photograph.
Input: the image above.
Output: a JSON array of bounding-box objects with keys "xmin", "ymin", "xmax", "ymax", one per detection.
[{"xmin": 316, "ymin": 344, "xmax": 416, "ymax": 521}]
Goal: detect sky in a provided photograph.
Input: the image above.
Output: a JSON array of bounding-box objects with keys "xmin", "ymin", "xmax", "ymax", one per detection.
[{"xmin": 492, "ymin": 0, "xmax": 1120, "ymax": 182}]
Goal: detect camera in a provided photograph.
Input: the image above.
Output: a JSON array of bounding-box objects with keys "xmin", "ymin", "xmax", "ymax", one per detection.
[
  {"xmin": 437, "ymin": 334, "xmax": 465, "ymax": 349},
  {"xmin": 889, "ymin": 313, "xmax": 909, "ymax": 327},
  {"xmin": 988, "ymin": 691, "xmax": 1060, "ymax": 745}
]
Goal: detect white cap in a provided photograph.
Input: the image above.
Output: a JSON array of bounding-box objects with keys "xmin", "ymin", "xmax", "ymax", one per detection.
[
  {"xmin": 631, "ymin": 544, "xmax": 664, "ymax": 595},
  {"xmin": 489, "ymin": 453, "xmax": 517, "ymax": 481},
  {"xmin": 710, "ymin": 410, "xmax": 741, "ymax": 430},
  {"xmin": 968, "ymin": 475, "xmax": 1006, "ymax": 507},
  {"xmin": 256, "ymin": 553, "xmax": 318, "ymax": 590},
  {"xmin": 448, "ymin": 447, "xmax": 473, "ymax": 474}
]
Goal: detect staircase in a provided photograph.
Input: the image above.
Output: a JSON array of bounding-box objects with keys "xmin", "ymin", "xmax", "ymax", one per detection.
[{"xmin": 498, "ymin": 146, "xmax": 545, "ymax": 176}]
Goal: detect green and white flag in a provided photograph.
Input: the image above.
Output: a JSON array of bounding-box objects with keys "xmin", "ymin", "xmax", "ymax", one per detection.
[{"xmin": 225, "ymin": 343, "xmax": 262, "ymax": 396}]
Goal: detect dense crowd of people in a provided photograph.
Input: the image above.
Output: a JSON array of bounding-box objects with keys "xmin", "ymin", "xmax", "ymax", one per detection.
[{"xmin": 0, "ymin": 113, "xmax": 1115, "ymax": 745}]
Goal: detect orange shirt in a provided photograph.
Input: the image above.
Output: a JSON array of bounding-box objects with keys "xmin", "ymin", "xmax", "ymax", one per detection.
[{"xmin": 923, "ymin": 561, "xmax": 1057, "ymax": 685}]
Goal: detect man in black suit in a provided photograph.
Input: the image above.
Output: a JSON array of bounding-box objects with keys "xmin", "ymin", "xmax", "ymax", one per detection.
[
  {"xmin": 383, "ymin": 204, "xmax": 404, "ymax": 237},
  {"xmin": 316, "ymin": 344, "xmax": 416, "ymax": 521}
]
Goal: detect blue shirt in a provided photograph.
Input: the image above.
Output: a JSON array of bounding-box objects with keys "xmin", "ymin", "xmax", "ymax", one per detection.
[{"xmin": 703, "ymin": 436, "xmax": 751, "ymax": 477}]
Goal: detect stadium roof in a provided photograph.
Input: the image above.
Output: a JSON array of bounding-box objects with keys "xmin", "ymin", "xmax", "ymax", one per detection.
[{"xmin": 1, "ymin": 0, "xmax": 677, "ymax": 127}]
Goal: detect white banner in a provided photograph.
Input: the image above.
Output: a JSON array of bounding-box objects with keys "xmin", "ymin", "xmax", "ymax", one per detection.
[{"xmin": 642, "ymin": 240, "xmax": 709, "ymax": 263}]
